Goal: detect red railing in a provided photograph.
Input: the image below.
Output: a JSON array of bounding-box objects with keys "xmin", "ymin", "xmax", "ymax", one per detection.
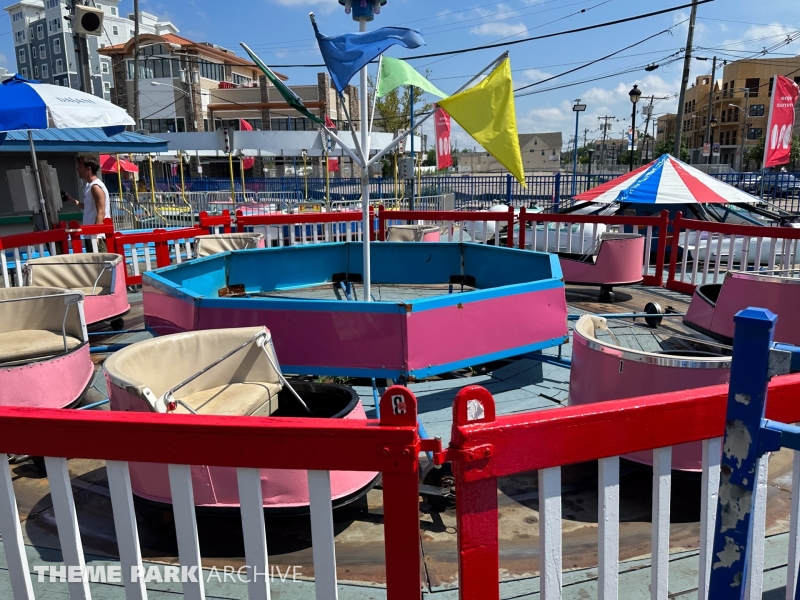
[
  {"xmin": 437, "ymin": 374, "xmax": 800, "ymax": 600},
  {"xmin": 112, "ymin": 227, "xmax": 206, "ymax": 285},
  {"xmin": 518, "ymin": 209, "xmax": 670, "ymax": 286},
  {"xmin": 198, "ymin": 210, "xmax": 233, "ymax": 234},
  {"xmin": 666, "ymin": 212, "xmax": 800, "ymax": 293},
  {"xmin": 62, "ymin": 218, "xmax": 117, "ymax": 254},
  {"xmin": 0, "ymin": 386, "xmax": 434, "ymax": 600}
]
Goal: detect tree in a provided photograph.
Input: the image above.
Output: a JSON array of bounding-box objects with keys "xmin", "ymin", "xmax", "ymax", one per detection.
[
  {"xmin": 744, "ymin": 134, "xmax": 800, "ymax": 170},
  {"xmin": 367, "ymin": 76, "xmax": 434, "ymax": 176},
  {"xmin": 423, "ymin": 148, "xmax": 436, "ymax": 167},
  {"xmin": 654, "ymin": 134, "xmax": 690, "ymax": 163}
]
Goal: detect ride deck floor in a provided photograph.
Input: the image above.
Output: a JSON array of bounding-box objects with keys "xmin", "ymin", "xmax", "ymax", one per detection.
[{"xmin": 5, "ymin": 283, "xmax": 793, "ymax": 599}]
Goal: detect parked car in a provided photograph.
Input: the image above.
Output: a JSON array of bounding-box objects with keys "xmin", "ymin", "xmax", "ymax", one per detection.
[{"xmin": 766, "ymin": 173, "xmax": 800, "ymax": 198}]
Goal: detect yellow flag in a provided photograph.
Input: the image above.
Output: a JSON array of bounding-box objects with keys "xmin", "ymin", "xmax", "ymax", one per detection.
[{"xmin": 438, "ymin": 57, "xmax": 526, "ymax": 187}]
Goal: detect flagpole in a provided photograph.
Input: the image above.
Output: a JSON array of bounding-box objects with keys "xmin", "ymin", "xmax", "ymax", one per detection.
[
  {"xmin": 368, "ymin": 55, "xmax": 382, "ymax": 149},
  {"xmin": 367, "ymin": 52, "xmax": 508, "ymax": 168},
  {"xmin": 359, "ymin": 15, "xmax": 372, "ymax": 303}
]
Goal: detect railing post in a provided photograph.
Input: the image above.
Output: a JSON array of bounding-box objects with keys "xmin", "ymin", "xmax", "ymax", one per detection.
[
  {"xmin": 505, "ymin": 173, "xmax": 512, "ymax": 206},
  {"xmin": 450, "ymin": 386, "xmax": 501, "ymax": 600},
  {"xmin": 506, "ymin": 205, "xmax": 514, "ymax": 248},
  {"xmin": 708, "ymin": 307, "xmax": 777, "ymax": 599},
  {"xmin": 666, "ymin": 212, "xmax": 682, "ymax": 290},
  {"xmin": 68, "ymin": 221, "xmax": 84, "ymax": 254},
  {"xmin": 379, "ymin": 387, "xmax": 423, "ymax": 600},
  {"xmin": 379, "ymin": 205, "xmax": 386, "ymax": 241},
  {"xmin": 518, "ymin": 206, "xmax": 527, "ymax": 250},
  {"xmin": 553, "ymin": 173, "xmax": 561, "ymax": 212},
  {"xmin": 650, "ymin": 210, "xmax": 669, "ymax": 287},
  {"xmin": 153, "ymin": 229, "xmax": 171, "ymax": 268}
]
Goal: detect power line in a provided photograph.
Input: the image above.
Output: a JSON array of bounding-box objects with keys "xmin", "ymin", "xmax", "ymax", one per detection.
[
  {"xmin": 514, "ymin": 25, "xmax": 678, "ymax": 95},
  {"xmin": 263, "ymin": 0, "xmax": 715, "ymax": 67}
]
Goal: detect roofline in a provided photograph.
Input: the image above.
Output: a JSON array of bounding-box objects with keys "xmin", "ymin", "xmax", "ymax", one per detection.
[{"xmin": 97, "ymin": 33, "xmax": 283, "ymax": 77}]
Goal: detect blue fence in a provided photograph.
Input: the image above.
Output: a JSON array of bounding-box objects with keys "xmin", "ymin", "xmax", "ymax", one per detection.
[{"xmin": 129, "ymin": 171, "xmax": 800, "ymax": 212}]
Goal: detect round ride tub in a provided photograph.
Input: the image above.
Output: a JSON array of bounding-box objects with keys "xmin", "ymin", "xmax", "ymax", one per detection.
[
  {"xmin": 386, "ymin": 224, "xmax": 441, "ymax": 242},
  {"xmin": 684, "ymin": 269, "xmax": 800, "ymax": 345},
  {"xmin": 103, "ymin": 326, "xmax": 377, "ymax": 513},
  {"xmin": 24, "ymin": 253, "xmax": 129, "ymax": 327},
  {"xmin": 0, "ymin": 286, "xmax": 92, "ymax": 409},
  {"xmin": 569, "ymin": 315, "xmax": 731, "ymax": 471}
]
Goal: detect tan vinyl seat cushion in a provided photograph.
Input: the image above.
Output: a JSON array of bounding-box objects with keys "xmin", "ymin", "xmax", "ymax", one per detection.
[
  {"xmin": 0, "ymin": 330, "xmax": 82, "ymax": 363},
  {"xmin": 173, "ymin": 382, "xmax": 282, "ymax": 416}
]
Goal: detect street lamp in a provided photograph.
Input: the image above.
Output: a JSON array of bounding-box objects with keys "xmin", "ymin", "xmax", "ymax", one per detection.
[
  {"xmin": 709, "ymin": 115, "xmax": 717, "ymax": 164},
  {"xmin": 628, "ymin": 84, "xmax": 641, "ymax": 171},
  {"xmin": 571, "ymin": 99, "xmax": 587, "ymax": 197},
  {"xmin": 150, "ymin": 81, "xmax": 196, "ymax": 132}
]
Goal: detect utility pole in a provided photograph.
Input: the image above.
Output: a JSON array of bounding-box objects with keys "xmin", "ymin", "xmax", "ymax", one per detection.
[
  {"xmin": 133, "ymin": 0, "xmax": 141, "ymax": 131},
  {"xmin": 703, "ymin": 56, "xmax": 717, "ymax": 165},
  {"xmin": 674, "ymin": 0, "xmax": 698, "ymax": 158},
  {"xmin": 598, "ymin": 115, "xmax": 615, "ymax": 169}
]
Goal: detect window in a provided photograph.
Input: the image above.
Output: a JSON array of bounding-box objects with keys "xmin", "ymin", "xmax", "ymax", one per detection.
[
  {"xmin": 18, "ymin": 48, "xmax": 25, "ymax": 64},
  {"xmin": 270, "ymin": 117, "xmax": 315, "ymax": 131},
  {"xmin": 41, "ymin": 64, "xmax": 48, "ymax": 78},
  {"xmin": 34, "ymin": 66, "xmax": 38, "ymax": 77},
  {"xmin": 31, "ymin": 46, "xmax": 36, "ymax": 59},
  {"xmin": 749, "ymin": 104, "xmax": 765, "ymax": 117},
  {"xmin": 15, "ymin": 31, "xmax": 26, "ymax": 43},
  {"xmin": 732, "ymin": 131, "xmax": 736, "ymax": 146},
  {"xmin": 112, "ymin": 26, "xmax": 118, "ymax": 36},
  {"xmin": 541, "ymin": 150, "xmax": 545, "ymax": 156},
  {"xmin": 101, "ymin": 61, "xmax": 109, "ymax": 73},
  {"xmin": 46, "ymin": 0, "xmax": 60, "ymax": 7},
  {"xmin": 198, "ymin": 59, "xmax": 225, "ymax": 82},
  {"xmin": 231, "ymin": 72, "xmax": 251, "ymax": 86},
  {"xmin": 53, "ymin": 38, "xmax": 61, "ymax": 54},
  {"xmin": 48, "ymin": 17, "xmax": 60, "ymax": 32},
  {"xmin": 142, "ymin": 118, "xmax": 186, "ymax": 133},
  {"xmin": 110, "ymin": 6, "xmax": 117, "ymax": 15},
  {"xmin": 103, "ymin": 82, "xmax": 110, "ymax": 90},
  {"xmin": 29, "ymin": 27, "xmax": 34, "ymax": 39},
  {"xmin": 748, "ymin": 127, "xmax": 763, "ymax": 140},
  {"xmin": 39, "ymin": 44, "xmax": 46, "ymax": 58},
  {"xmin": 12, "ymin": 11, "xmax": 23, "ymax": 22},
  {"xmin": 37, "ymin": 24, "xmax": 43, "ymax": 39},
  {"xmin": 745, "ymin": 77, "xmax": 759, "ymax": 98},
  {"xmin": 54, "ymin": 58, "xmax": 63, "ymax": 74},
  {"xmin": 55, "ymin": 79, "xmax": 60, "ymax": 85},
  {"xmin": 21, "ymin": 68, "xmax": 27, "ymax": 78}
]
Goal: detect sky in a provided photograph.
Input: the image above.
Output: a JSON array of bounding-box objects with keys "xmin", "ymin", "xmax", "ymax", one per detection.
[{"xmin": 2, "ymin": 0, "xmax": 799, "ymax": 154}]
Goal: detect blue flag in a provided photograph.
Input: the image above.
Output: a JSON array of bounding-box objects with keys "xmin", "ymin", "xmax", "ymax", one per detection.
[{"xmin": 314, "ymin": 25, "xmax": 424, "ymax": 93}]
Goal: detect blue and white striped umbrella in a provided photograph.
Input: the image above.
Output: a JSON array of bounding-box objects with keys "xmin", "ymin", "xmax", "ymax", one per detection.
[
  {"xmin": 0, "ymin": 74, "xmax": 134, "ymax": 135},
  {"xmin": 0, "ymin": 75, "xmax": 135, "ymax": 228}
]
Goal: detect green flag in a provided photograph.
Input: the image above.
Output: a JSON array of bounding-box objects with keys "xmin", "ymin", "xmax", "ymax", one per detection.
[
  {"xmin": 376, "ymin": 56, "xmax": 447, "ymax": 99},
  {"xmin": 240, "ymin": 43, "xmax": 324, "ymax": 125}
]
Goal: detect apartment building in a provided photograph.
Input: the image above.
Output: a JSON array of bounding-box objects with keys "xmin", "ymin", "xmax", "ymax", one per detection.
[
  {"xmin": 4, "ymin": 0, "xmax": 176, "ymax": 100},
  {"xmin": 99, "ymin": 33, "xmax": 360, "ymax": 135},
  {"xmin": 677, "ymin": 56, "xmax": 800, "ymax": 168}
]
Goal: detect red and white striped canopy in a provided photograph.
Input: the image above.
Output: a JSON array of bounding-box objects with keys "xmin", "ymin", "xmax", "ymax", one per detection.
[{"xmin": 574, "ymin": 155, "xmax": 758, "ymax": 204}]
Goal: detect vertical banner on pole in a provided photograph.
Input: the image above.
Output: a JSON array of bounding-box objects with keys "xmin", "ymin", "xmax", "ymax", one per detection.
[
  {"xmin": 762, "ymin": 75, "xmax": 800, "ymax": 169},
  {"xmin": 435, "ymin": 108, "xmax": 452, "ymax": 170}
]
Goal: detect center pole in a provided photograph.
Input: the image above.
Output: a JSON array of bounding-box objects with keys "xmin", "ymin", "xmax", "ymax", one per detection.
[{"xmin": 359, "ymin": 16, "xmax": 371, "ymax": 302}]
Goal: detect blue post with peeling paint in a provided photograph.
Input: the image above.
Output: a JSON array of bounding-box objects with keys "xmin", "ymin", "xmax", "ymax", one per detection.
[{"xmin": 708, "ymin": 307, "xmax": 777, "ymax": 598}]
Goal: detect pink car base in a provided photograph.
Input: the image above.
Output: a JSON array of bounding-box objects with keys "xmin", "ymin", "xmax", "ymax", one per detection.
[
  {"xmin": 684, "ymin": 269, "xmax": 800, "ymax": 346},
  {"xmin": 569, "ymin": 314, "xmax": 731, "ymax": 471},
  {"xmin": 193, "ymin": 232, "xmax": 265, "ymax": 258},
  {"xmin": 0, "ymin": 286, "xmax": 92, "ymax": 409},
  {"xmin": 24, "ymin": 253, "xmax": 130, "ymax": 331},
  {"xmin": 103, "ymin": 326, "xmax": 378, "ymax": 514},
  {"xmin": 558, "ymin": 233, "xmax": 645, "ymax": 302}
]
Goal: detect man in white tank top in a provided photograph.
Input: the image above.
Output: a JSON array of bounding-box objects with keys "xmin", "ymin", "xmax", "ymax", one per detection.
[{"xmin": 63, "ymin": 154, "xmax": 111, "ymax": 252}]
